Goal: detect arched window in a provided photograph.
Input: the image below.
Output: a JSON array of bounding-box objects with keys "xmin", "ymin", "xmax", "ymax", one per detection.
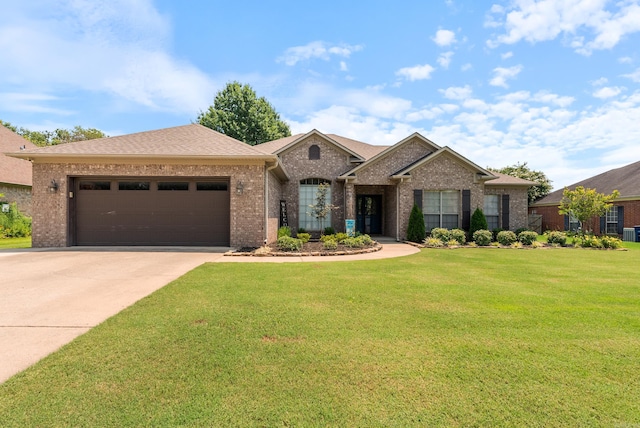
[
  {"xmin": 299, "ymin": 178, "xmax": 331, "ymax": 231},
  {"xmin": 309, "ymin": 144, "xmax": 320, "ymax": 160}
]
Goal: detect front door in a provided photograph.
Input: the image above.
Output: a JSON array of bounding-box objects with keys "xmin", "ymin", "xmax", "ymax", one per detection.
[{"xmin": 356, "ymin": 195, "xmax": 382, "ymax": 235}]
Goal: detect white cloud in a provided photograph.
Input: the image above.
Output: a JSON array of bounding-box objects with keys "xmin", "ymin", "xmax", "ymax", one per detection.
[
  {"xmin": 440, "ymin": 85, "xmax": 472, "ymax": 100},
  {"xmin": 592, "ymin": 86, "xmax": 623, "ymax": 99},
  {"xmin": 277, "ymin": 41, "xmax": 363, "ymax": 66},
  {"xmin": 461, "ymin": 63, "xmax": 473, "ymax": 71},
  {"xmin": 486, "ymin": 0, "xmax": 640, "ymax": 55},
  {"xmin": 623, "ymin": 68, "xmax": 640, "ymax": 82},
  {"xmin": 437, "ymin": 52, "xmax": 454, "ymax": 69},
  {"xmin": 619, "ymin": 56, "xmax": 633, "ymax": 64},
  {"xmin": 501, "ymin": 51, "xmax": 513, "ymax": 59},
  {"xmin": 339, "ymin": 61, "xmax": 348, "ymax": 72},
  {"xmin": 0, "ymin": 0, "xmax": 215, "ymax": 114},
  {"xmin": 591, "ymin": 77, "xmax": 608, "ymax": 86},
  {"xmin": 432, "ymin": 29, "xmax": 457, "ymax": 46},
  {"xmin": 395, "ymin": 64, "xmax": 435, "ymax": 81},
  {"xmin": 489, "ymin": 65, "xmax": 523, "ymax": 88}
]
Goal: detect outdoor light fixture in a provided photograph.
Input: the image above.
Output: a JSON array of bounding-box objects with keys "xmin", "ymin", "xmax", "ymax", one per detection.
[
  {"xmin": 48, "ymin": 179, "xmax": 59, "ymax": 193},
  {"xmin": 236, "ymin": 180, "xmax": 244, "ymax": 195}
]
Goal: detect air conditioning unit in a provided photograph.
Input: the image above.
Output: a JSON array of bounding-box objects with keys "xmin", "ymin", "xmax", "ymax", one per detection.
[{"xmin": 623, "ymin": 228, "xmax": 635, "ymax": 242}]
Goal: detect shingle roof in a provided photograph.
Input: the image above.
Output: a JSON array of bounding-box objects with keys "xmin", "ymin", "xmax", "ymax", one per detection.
[
  {"xmin": 533, "ymin": 160, "xmax": 640, "ymax": 205},
  {"xmin": 485, "ymin": 171, "xmax": 537, "ymax": 186},
  {"xmin": 10, "ymin": 124, "xmax": 275, "ymax": 159},
  {"xmin": 256, "ymin": 131, "xmax": 389, "ymax": 160},
  {"xmin": 0, "ymin": 125, "xmax": 36, "ymax": 186}
]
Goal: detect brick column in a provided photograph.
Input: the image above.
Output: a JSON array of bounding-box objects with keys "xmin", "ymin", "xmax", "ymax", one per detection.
[{"xmin": 345, "ymin": 181, "xmax": 356, "ymax": 219}]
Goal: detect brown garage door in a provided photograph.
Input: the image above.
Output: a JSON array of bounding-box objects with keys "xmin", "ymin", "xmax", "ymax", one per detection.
[{"xmin": 73, "ymin": 178, "xmax": 230, "ymax": 246}]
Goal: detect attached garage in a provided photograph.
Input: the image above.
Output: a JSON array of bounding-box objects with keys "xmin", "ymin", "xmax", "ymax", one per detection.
[{"xmin": 72, "ymin": 177, "xmax": 230, "ymax": 246}]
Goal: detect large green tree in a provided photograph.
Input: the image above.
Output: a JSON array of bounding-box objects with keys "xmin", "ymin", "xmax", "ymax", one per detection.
[
  {"xmin": 1, "ymin": 120, "xmax": 107, "ymax": 147},
  {"xmin": 197, "ymin": 81, "xmax": 291, "ymax": 145},
  {"xmin": 558, "ymin": 186, "xmax": 619, "ymax": 234},
  {"xmin": 489, "ymin": 162, "xmax": 552, "ymax": 204}
]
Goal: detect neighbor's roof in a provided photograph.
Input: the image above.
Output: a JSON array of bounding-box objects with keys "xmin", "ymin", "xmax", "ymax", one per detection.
[
  {"xmin": 9, "ymin": 124, "xmax": 278, "ymax": 160},
  {"xmin": 0, "ymin": 125, "xmax": 36, "ymax": 186},
  {"xmin": 485, "ymin": 171, "xmax": 537, "ymax": 187},
  {"xmin": 533, "ymin": 160, "xmax": 640, "ymax": 206}
]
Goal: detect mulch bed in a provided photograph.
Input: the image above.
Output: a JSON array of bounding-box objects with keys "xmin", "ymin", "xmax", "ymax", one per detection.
[{"xmin": 226, "ymin": 241, "xmax": 382, "ymax": 257}]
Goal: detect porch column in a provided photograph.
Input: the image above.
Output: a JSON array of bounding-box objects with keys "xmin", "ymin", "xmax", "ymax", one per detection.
[{"xmin": 345, "ymin": 181, "xmax": 356, "ymax": 219}]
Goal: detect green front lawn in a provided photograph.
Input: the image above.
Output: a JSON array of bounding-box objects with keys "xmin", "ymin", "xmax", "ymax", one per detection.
[
  {"xmin": 0, "ymin": 237, "xmax": 31, "ymax": 249},
  {"xmin": 1, "ymin": 248, "xmax": 639, "ymax": 426}
]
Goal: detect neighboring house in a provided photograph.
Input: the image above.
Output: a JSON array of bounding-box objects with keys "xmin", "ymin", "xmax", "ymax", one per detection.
[
  {"xmin": 9, "ymin": 124, "xmax": 534, "ymax": 248},
  {"xmin": 530, "ymin": 160, "xmax": 640, "ymax": 235},
  {"xmin": 0, "ymin": 125, "xmax": 36, "ymax": 215}
]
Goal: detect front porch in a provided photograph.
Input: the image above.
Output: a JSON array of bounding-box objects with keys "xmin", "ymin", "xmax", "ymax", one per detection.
[{"xmin": 345, "ymin": 184, "xmax": 397, "ymax": 240}]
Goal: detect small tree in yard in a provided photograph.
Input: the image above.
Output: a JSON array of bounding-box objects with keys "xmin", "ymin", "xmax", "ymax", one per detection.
[
  {"xmin": 407, "ymin": 204, "xmax": 426, "ymax": 243},
  {"xmin": 469, "ymin": 208, "xmax": 488, "ymax": 239},
  {"xmin": 558, "ymin": 186, "xmax": 619, "ymax": 235},
  {"xmin": 308, "ymin": 182, "xmax": 336, "ymax": 232}
]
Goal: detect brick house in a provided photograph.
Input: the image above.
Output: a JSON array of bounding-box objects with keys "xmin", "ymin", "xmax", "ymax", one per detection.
[
  {"xmin": 0, "ymin": 125, "xmax": 36, "ymax": 216},
  {"xmin": 9, "ymin": 124, "xmax": 533, "ymax": 248},
  {"xmin": 529, "ymin": 160, "xmax": 640, "ymax": 236}
]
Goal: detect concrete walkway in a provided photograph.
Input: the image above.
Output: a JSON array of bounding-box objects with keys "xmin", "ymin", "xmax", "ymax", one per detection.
[{"xmin": 0, "ymin": 240, "xmax": 418, "ymax": 383}]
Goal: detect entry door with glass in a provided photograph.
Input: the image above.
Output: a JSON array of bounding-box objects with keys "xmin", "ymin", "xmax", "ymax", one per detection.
[{"xmin": 356, "ymin": 195, "xmax": 382, "ymax": 235}]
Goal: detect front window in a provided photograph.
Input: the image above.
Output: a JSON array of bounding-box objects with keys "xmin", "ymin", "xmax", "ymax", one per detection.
[
  {"xmin": 484, "ymin": 194, "xmax": 499, "ymax": 231},
  {"xmin": 568, "ymin": 213, "xmax": 580, "ymax": 232},
  {"xmin": 606, "ymin": 206, "xmax": 618, "ymax": 234},
  {"xmin": 299, "ymin": 178, "xmax": 331, "ymax": 230},
  {"xmin": 424, "ymin": 190, "xmax": 459, "ymax": 231}
]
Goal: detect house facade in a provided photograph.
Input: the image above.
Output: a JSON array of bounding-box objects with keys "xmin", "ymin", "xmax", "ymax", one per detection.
[
  {"xmin": 9, "ymin": 124, "xmax": 533, "ymax": 248},
  {"xmin": 530, "ymin": 160, "xmax": 640, "ymax": 236},
  {"xmin": 0, "ymin": 125, "xmax": 36, "ymax": 215}
]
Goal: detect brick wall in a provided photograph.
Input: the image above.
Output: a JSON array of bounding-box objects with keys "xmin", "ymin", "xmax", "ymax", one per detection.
[
  {"xmin": 0, "ymin": 184, "xmax": 32, "ymax": 216},
  {"xmin": 267, "ymin": 168, "xmax": 283, "ymax": 243},
  {"xmin": 278, "ymin": 135, "xmax": 353, "ymax": 232},
  {"xmin": 484, "ymin": 186, "xmax": 530, "ymax": 231},
  {"xmin": 530, "ymin": 200, "xmax": 640, "ymax": 233},
  {"xmin": 31, "ymin": 161, "xmax": 266, "ymax": 248}
]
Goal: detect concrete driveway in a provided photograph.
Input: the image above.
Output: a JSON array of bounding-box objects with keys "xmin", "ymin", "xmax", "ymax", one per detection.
[{"xmin": 0, "ymin": 248, "xmax": 225, "ymax": 384}]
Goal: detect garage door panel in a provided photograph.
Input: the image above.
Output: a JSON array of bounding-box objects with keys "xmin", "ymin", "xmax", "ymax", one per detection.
[{"xmin": 75, "ymin": 178, "xmax": 230, "ymax": 246}]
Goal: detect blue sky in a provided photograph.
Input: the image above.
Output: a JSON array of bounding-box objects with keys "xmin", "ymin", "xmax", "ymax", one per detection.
[{"xmin": 2, "ymin": 0, "xmax": 640, "ymax": 189}]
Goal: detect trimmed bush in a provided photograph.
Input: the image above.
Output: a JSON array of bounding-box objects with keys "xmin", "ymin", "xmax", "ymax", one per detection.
[
  {"xmin": 515, "ymin": 227, "xmax": 529, "ymax": 235},
  {"xmin": 320, "ymin": 234, "xmax": 336, "ymax": 243},
  {"xmin": 497, "ymin": 230, "xmax": 517, "ymax": 246},
  {"xmin": 600, "ymin": 235, "xmax": 622, "ymax": 249},
  {"xmin": 547, "ymin": 231, "xmax": 567, "ymax": 246},
  {"xmin": 450, "ymin": 228, "xmax": 467, "ymax": 244},
  {"xmin": 296, "ymin": 233, "xmax": 311, "ymax": 243},
  {"xmin": 492, "ymin": 228, "xmax": 504, "ymax": 242},
  {"xmin": 423, "ymin": 237, "xmax": 444, "ymax": 247},
  {"xmin": 323, "ymin": 240, "xmax": 338, "ymax": 250},
  {"xmin": 276, "ymin": 236, "xmax": 302, "ymax": 251},
  {"xmin": 518, "ymin": 230, "xmax": 538, "ymax": 245},
  {"xmin": 342, "ymin": 237, "xmax": 363, "ymax": 248},
  {"xmin": 277, "ymin": 226, "xmax": 291, "ymax": 238},
  {"xmin": 430, "ymin": 228, "xmax": 450, "ymax": 242},
  {"xmin": 473, "ymin": 229, "xmax": 492, "ymax": 246},
  {"xmin": 334, "ymin": 232, "xmax": 348, "ymax": 243},
  {"xmin": 323, "ymin": 226, "xmax": 335, "ymax": 236},
  {"xmin": 406, "ymin": 204, "xmax": 426, "ymax": 243},
  {"xmin": 576, "ymin": 235, "xmax": 603, "ymax": 249},
  {"xmin": 470, "ymin": 208, "xmax": 488, "ymax": 238}
]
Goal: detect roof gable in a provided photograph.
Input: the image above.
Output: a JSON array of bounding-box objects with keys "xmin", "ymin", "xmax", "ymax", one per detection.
[
  {"xmin": 390, "ymin": 146, "xmax": 496, "ymax": 180},
  {"xmin": 0, "ymin": 125, "xmax": 36, "ymax": 186},
  {"xmin": 260, "ymin": 129, "xmax": 367, "ymax": 161}
]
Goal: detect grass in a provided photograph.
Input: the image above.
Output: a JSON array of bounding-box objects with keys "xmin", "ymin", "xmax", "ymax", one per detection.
[
  {"xmin": 1, "ymin": 248, "xmax": 640, "ymax": 426},
  {"xmin": 0, "ymin": 237, "xmax": 31, "ymax": 249}
]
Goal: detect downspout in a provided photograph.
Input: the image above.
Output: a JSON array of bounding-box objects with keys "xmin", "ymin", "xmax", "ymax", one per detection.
[{"xmin": 264, "ymin": 159, "xmax": 279, "ymax": 245}]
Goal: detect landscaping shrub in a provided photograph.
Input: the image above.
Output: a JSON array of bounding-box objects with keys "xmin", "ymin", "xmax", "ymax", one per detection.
[
  {"xmin": 297, "ymin": 227, "xmax": 306, "ymax": 234},
  {"xmin": 342, "ymin": 237, "xmax": 363, "ymax": 248},
  {"xmin": 322, "ymin": 239, "xmax": 338, "ymax": 250},
  {"xmin": 473, "ymin": 229, "xmax": 492, "ymax": 246},
  {"xmin": 600, "ymin": 235, "xmax": 622, "ymax": 249},
  {"xmin": 0, "ymin": 203, "xmax": 32, "ymax": 238},
  {"xmin": 320, "ymin": 234, "xmax": 336, "ymax": 243},
  {"xmin": 510, "ymin": 241, "xmax": 524, "ymax": 248},
  {"xmin": 492, "ymin": 228, "xmax": 504, "ymax": 242},
  {"xmin": 296, "ymin": 233, "xmax": 311, "ymax": 243},
  {"xmin": 276, "ymin": 236, "xmax": 302, "ymax": 251},
  {"xmin": 470, "ymin": 208, "xmax": 488, "ymax": 238},
  {"xmin": 546, "ymin": 231, "xmax": 567, "ymax": 246},
  {"xmin": 277, "ymin": 226, "xmax": 291, "ymax": 238},
  {"xmin": 357, "ymin": 234, "xmax": 373, "ymax": 246},
  {"xmin": 423, "ymin": 237, "xmax": 444, "ymax": 247},
  {"xmin": 515, "ymin": 227, "xmax": 529, "ymax": 235},
  {"xmin": 430, "ymin": 228, "xmax": 450, "ymax": 242},
  {"xmin": 406, "ymin": 204, "xmax": 425, "ymax": 243},
  {"xmin": 447, "ymin": 239, "xmax": 460, "ymax": 247},
  {"xmin": 518, "ymin": 230, "xmax": 538, "ymax": 246},
  {"xmin": 334, "ymin": 232, "xmax": 348, "ymax": 243},
  {"xmin": 323, "ymin": 226, "xmax": 335, "ymax": 236},
  {"xmin": 497, "ymin": 230, "xmax": 517, "ymax": 246},
  {"xmin": 575, "ymin": 235, "xmax": 603, "ymax": 249},
  {"xmin": 450, "ymin": 228, "xmax": 466, "ymax": 244}
]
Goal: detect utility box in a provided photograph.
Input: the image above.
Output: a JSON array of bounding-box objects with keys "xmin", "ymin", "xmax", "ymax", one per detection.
[{"xmin": 623, "ymin": 228, "xmax": 636, "ymax": 242}]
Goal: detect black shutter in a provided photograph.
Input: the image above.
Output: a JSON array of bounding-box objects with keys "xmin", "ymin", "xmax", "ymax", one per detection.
[
  {"xmin": 617, "ymin": 206, "xmax": 625, "ymax": 235},
  {"xmin": 564, "ymin": 215, "xmax": 569, "ymax": 231},
  {"xmin": 413, "ymin": 189, "xmax": 422, "ymax": 209},
  {"xmin": 600, "ymin": 216, "xmax": 606, "ymax": 234},
  {"xmin": 462, "ymin": 190, "xmax": 471, "ymax": 230},
  {"xmin": 501, "ymin": 194, "xmax": 510, "ymax": 230}
]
